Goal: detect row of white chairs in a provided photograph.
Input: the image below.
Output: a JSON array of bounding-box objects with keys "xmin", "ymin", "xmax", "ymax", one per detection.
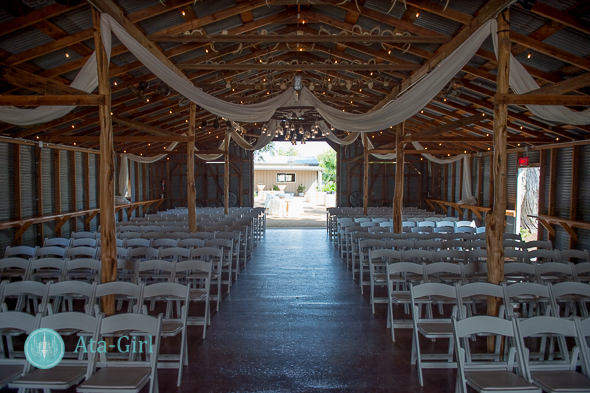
[
  {"xmin": 1, "ymin": 311, "xmax": 164, "ymax": 392},
  {"xmin": 404, "ymin": 281, "xmax": 590, "ymax": 388}
]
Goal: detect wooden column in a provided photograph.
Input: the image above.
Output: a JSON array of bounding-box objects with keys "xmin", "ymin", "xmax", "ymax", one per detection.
[
  {"xmin": 93, "ymin": 7, "xmax": 116, "ymax": 317},
  {"xmin": 54, "ymin": 149, "xmax": 62, "ymax": 237},
  {"xmin": 36, "ymin": 146, "xmax": 44, "ymax": 243},
  {"xmin": 363, "ymin": 133, "xmax": 369, "ymax": 215},
  {"xmin": 187, "ymin": 103, "xmax": 197, "ymax": 232},
  {"xmin": 486, "ymin": 9, "xmax": 510, "ymax": 322},
  {"xmin": 224, "ymin": 132, "xmax": 230, "ymax": 215},
  {"xmin": 537, "ymin": 151, "xmax": 546, "ymax": 241},
  {"xmin": 393, "ymin": 123, "xmax": 405, "ymax": 234},
  {"xmin": 14, "ymin": 145, "xmax": 22, "ymax": 245}
]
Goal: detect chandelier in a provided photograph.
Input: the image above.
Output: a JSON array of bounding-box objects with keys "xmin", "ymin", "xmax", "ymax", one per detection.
[{"xmin": 261, "ymin": 107, "xmax": 335, "ymax": 145}]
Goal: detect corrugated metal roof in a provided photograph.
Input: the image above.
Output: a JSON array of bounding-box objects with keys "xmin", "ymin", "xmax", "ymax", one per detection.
[
  {"xmin": 251, "ymin": 4, "xmax": 287, "ymax": 20},
  {"xmin": 443, "ymin": 0, "xmax": 488, "ymax": 16},
  {"xmin": 515, "ymin": 50, "xmax": 567, "ymax": 73},
  {"xmin": 363, "ymin": 0, "xmax": 406, "ymax": 19},
  {"xmin": 0, "ymin": 9, "xmax": 14, "ymax": 24},
  {"xmin": 138, "ymin": 11, "xmax": 186, "ymax": 35},
  {"xmin": 543, "ymin": 28, "xmax": 590, "ymax": 58},
  {"xmin": 193, "ymin": 0, "xmax": 236, "ymax": 18},
  {"xmin": 509, "ymin": 7, "xmax": 548, "ymax": 36},
  {"xmin": 203, "ymin": 15, "xmax": 243, "ymax": 34},
  {"xmin": 117, "ymin": 0, "xmax": 161, "ymax": 15},
  {"xmin": 0, "ymin": 27, "xmax": 54, "ymax": 55},
  {"xmin": 537, "ymin": 0, "xmax": 579, "ymax": 11},
  {"xmin": 50, "ymin": 7, "xmax": 92, "ymax": 34},
  {"xmin": 32, "ymin": 47, "xmax": 83, "ymax": 72},
  {"xmin": 413, "ymin": 10, "xmax": 462, "ymax": 37},
  {"xmin": 311, "ymin": 4, "xmax": 348, "ymax": 22}
]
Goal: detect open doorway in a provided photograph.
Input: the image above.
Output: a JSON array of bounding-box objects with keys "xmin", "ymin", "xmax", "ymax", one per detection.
[
  {"xmin": 253, "ymin": 141, "xmax": 336, "ymax": 227},
  {"xmin": 516, "ymin": 167, "xmax": 540, "ymax": 241}
]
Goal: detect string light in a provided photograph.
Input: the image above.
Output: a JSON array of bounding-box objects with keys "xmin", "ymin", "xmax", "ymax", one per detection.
[
  {"xmin": 181, "ymin": 10, "xmax": 185, "ymax": 16},
  {"xmin": 114, "ymin": 81, "xmax": 117, "ymax": 86},
  {"xmin": 527, "ymin": 52, "xmax": 531, "ymax": 59},
  {"xmin": 415, "ymin": 12, "xmax": 420, "ymax": 17},
  {"xmin": 388, "ymin": 50, "xmax": 391, "ymax": 54},
  {"xmin": 65, "ymin": 51, "xmax": 69, "ymax": 58},
  {"xmin": 73, "ymin": 143, "xmax": 76, "ymax": 145}
]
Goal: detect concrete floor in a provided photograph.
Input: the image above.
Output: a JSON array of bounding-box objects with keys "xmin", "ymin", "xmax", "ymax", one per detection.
[{"xmin": 158, "ymin": 228, "xmax": 456, "ymax": 393}]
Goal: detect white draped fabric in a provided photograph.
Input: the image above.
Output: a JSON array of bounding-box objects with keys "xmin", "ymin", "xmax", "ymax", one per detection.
[
  {"xmin": 490, "ymin": 23, "xmax": 590, "ymax": 126},
  {"xmin": 118, "ymin": 155, "xmax": 129, "ymax": 197}
]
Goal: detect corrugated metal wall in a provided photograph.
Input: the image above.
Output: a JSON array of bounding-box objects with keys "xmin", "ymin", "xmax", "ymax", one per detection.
[
  {"xmin": 428, "ymin": 145, "xmax": 590, "ymax": 252},
  {"xmin": 169, "ymin": 142, "xmax": 253, "ymax": 208},
  {"xmin": 577, "ymin": 146, "xmax": 590, "ymax": 251},
  {"xmin": 0, "ymin": 143, "xmax": 15, "ymax": 254},
  {"xmin": 0, "ymin": 143, "xmax": 154, "ymax": 256},
  {"xmin": 554, "ymin": 147, "xmax": 573, "ymax": 251}
]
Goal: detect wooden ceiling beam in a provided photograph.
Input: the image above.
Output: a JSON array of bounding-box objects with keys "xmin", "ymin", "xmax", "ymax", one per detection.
[
  {"xmin": 495, "ymin": 94, "xmax": 590, "ymax": 106},
  {"xmin": 0, "ymin": 95, "xmax": 104, "ymax": 107},
  {"xmin": 414, "ymin": 113, "xmax": 488, "ymax": 137},
  {"xmin": 111, "ymin": 116, "xmax": 184, "ymax": 138},
  {"xmin": 3, "ymin": 29, "xmax": 94, "ymax": 66},
  {"xmin": 525, "ymin": 73, "xmax": 590, "ymax": 96},
  {"xmin": 529, "ymin": 2, "xmax": 590, "ymax": 36},
  {"xmin": 150, "ymin": 33, "xmax": 450, "ymax": 44},
  {"xmin": 177, "ymin": 64, "xmax": 419, "ymax": 71},
  {"xmin": 371, "ymin": 0, "xmax": 514, "ymax": 111},
  {"xmin": 0, "ymin": 2, "xmax": 87, "ymax": 38},
  {"xmin": 0, "ymin": 66, "xmax": 92, "ymax": 96}
]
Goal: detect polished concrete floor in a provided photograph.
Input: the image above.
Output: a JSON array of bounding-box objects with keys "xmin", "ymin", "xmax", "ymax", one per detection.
[{"xmin": 160, "ymin": 228, "xmax": 455, "ymax": 393}]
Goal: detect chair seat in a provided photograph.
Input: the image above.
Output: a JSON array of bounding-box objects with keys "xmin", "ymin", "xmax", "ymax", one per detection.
[
  {"xmin": 391, "ymin": 292, "xmax": 411, "ymax": 302},
  {"xmin": 161, "ymin": 320, "xmax": 183, "ymax": 336},
  {"xmin": 77, "ymin": 367, "xmax": 150, "ymax": 392},
  {"xmin": 0, "ymin": 365, "xmax": 23, "ymax": 388},
  {"xmin": 373, "ymin": 273, "xmax": 387, "ymax": 283},
  {"xmin": 417, "ymin": 322, "xmax": 453, "ymax": 337},
  {"xmin": 466, "ymin": 371, "xmax": 541, "ymax": 392},
  {"xmin": 531, "ymin": 370, "xmax": 590, "ymax": 392},
  {"xmin": 189, "ymin": 289, "xmax": 207, "ymax": 301},
  {"xmin": 10, "ymin": 366, "xmax": 86, "ymax": 389}
]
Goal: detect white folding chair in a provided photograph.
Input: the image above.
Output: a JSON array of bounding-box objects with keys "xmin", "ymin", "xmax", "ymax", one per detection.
[
  {"xmin": 410, "ymin": 283, "xmax": 458, "ymax": 386},
  {"xmin": 452, "ymin": 316, "xmax": 540, "ymax": 393},
  {"xmin": 141, "ymin": 282, "xmax": 190, "ymax": 386},
  {"xmin": 175, "ymin": 260, "xmax": 212, "ymax": 338},
  {"xmin": 516, "ymin": 316, "xmax": 590, "ymax": 393},
  {"xmin": 77, "ymin": 313, "xmax": 162, "ymax": 393}
]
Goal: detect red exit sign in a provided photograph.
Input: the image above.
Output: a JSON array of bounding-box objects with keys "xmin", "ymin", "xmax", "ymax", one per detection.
[{"xmin": 518, "ymin": 157, "xmax": 529, "ymax": 166}]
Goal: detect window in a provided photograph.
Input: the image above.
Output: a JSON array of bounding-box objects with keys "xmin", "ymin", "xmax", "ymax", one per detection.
[{"xmin": 276, "ymin": 173, "xmax": 296, "ymax": 183}]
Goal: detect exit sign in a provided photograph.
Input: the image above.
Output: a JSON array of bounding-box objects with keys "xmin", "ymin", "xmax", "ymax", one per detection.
[{"xmin": 518, "ymin": 157, "xmax": 529, "ymax": 166}]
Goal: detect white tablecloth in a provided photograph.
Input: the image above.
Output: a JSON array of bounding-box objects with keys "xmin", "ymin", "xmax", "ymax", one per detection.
[{"xmin": 266, "ymin": 198, "xmax": 304, "ymax": 217}]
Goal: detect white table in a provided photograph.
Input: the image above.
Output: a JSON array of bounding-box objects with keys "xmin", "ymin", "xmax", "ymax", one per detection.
[{"xmin": 266, "ymin": 197, "xmax": 304, "ymax": 217}]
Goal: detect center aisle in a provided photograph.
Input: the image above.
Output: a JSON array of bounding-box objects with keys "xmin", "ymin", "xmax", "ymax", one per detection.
[{"xmin": 165, "ymin": 228, "xmax": 453, "ymax": 392}]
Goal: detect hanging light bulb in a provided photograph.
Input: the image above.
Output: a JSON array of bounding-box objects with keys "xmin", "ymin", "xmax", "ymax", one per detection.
[
  {"xmin": 298, "ymin": 125, "xmax": 304, "ymax": 135},
  {"xmin": 309, "ymin": 82, "xmax": 315, "ymax": 91},
  {"xmin": 213, "ymin": 117, "xmax": 220, "ymax": 128},
  {"xmin": 345, "ymin": 80, "xmax": 352, "ymax": 90}
]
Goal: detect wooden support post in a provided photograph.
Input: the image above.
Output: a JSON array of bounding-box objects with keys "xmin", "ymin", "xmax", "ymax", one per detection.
[
  {"xmin": 142, "ymin": 164, "xmax": 147, "ymax": 214},
  {"xmin": 14, "ymin": 144, "xmax": 22, "ymax": 245},
  {"xmin": 486, "ymin": 10, "xmax": 509, "ymax": 329},
  {"xmin": 224, "ymin": 133, "xmax": 230, "ymax": 215},
  {"xmin": 570, "ymin": 146, "xmax": 579, "ymax": 249},
  {"xmin": 363, "ymin": 133, "xmax": 369, "ymax": 215},
  {"xmin": 187, "ymin": 102, "xmax": 197, "ymax": 232},
  {"xmin": 393, "ymin": 123, "xmax": 405, "ymax": 234},
  {"xmin": 54, "ymin": 149, "xmax": 62, "ymax": 238},
  {"xmin": 93, "ymin": 7, "xmax": 116, "ymax": 317},
  {"xmin": 36, "ymin": 146, "xmax": 44, "ymax": 244},
  {"xmin": 84, "ymin": 153, "xmax": 90, "ymax": 231}
]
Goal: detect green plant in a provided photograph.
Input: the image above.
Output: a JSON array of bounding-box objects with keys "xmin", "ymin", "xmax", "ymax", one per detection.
[
  {"xmin": 272, "ymin": 184, "xmax": 279, "ymax": 191},
  {"xmin": 297, "ymin": 184, "xmax": 306, "ymax": 194},
  {"xmin": 322, "ymin": 182, "xmax": 336, "ymax": 193}
]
